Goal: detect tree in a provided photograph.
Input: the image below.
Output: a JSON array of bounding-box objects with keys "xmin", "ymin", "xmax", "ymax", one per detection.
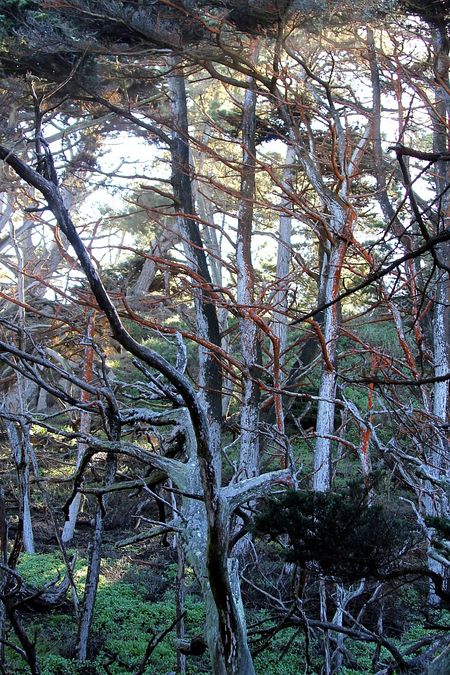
[{"xmin": 0, "ymin": 2, "xmax": 449, "ymax": 674}]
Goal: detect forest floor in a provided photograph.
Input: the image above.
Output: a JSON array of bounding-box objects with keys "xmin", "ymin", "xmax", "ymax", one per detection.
[{"xmin": 2, "ymin": 456, "xmax": 450, "ymax": 674}]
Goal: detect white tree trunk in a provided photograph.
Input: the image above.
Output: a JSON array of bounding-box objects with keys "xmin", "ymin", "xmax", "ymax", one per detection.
[
  {"xmin": 131, "ymin": 222, "xmax": 179, "ymax": 296},
  {"xmin": 425, "ymin": 26, "xmax": 450, "ymax": 605},
  {"xmin": 272, "ymin": 143, "xmax": 295, "ymax": 362},
  {"xmin": 271, "ymin": 143, "xmax": 296, "ymax": 466},
  {"xmin": 3, "ymin": 419, "xmax": 35, "ymax": 553},
  {"xmin": 313, "ymin": 239, "xmax": 347, "ymax": 492}
]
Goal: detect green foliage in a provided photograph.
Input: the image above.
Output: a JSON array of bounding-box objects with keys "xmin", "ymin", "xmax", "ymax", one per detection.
[
  {"xmin": 356, "ymin": 316, "xmax": 399, "ymax": 353},
  {"xmin": 0, "ymin": 0, "xmax": 35, "ymax": 13},
  {"xmin": 7, "ymin": 554, "xmax": 206, "ymax": 675},
  {"xmin": 94, "ymin": 588, "xmax": 204, "ymax": 674},
  {"xmin": 339, "ymin": 639, "xmax": 391, "ymax": 674},
  {"xmin": 17, "ymin": 552, "xmax": 69, "ymax": 586},
  {"xmin": 252, "ymin": 481, "xmax": 412, "ymax": 582},
  {"xmin": 18, "ymin": 551, "xmax": 89, "ymax": 591},
  {"xmin": 426, "ymin": 515, "xmax": 450, "ymax": 539},
  {"xmin": 253, "ymin": 628, "xmax": 306, "ymax": 675},
  {"xmin": 41, "ymin": 654, "xmax": 77, "ymax": 675}
]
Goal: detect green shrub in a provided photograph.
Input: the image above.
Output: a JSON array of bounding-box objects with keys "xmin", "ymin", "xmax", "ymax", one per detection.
[
  {"xmin": 41, "ymin": 654, "xmax": 77, "ymax": 675},
  {"xmin": 252, "ymin": 482, "xmax": 412, "ymax": 583},
  {"xmin": 17, "ymin": 552, "xmax": 68, "ymax": 586}
]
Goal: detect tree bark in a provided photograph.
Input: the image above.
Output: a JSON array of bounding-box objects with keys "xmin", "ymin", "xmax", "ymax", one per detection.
[
  {"xmin": 426, "ymin": 24, "xmax": 450, "ymax": 605},
  {"xmin": 236, "ymin": 49, "xmax": 261, "ymax": 481},
  {"xmin": 76, "ymin": 450, "xmax": 117, "ymax": 662},
  {"xmin": 313, "ymin": 234, "xmax": 347, "ymax": 492},
  {"xmin": 167, "ymin": 59, "xmax": 223, "ymax": 453},
  {"xmin": 3, "ymin": 418, "xmax": 35, "ymax": 553},
  {"xmin": 62, "ymin": 311, "xmax": 95, "ymax": 544}
]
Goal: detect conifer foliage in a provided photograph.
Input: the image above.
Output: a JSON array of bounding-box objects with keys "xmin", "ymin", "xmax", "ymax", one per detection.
[{"xmin": 252, "ymin": 484, "xmax": 413, "ymax": 583}]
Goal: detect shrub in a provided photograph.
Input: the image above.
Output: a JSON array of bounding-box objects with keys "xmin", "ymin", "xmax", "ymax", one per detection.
[{"xmin": 251, "ymin": 481, "xmax": 412, "ymax": 583}]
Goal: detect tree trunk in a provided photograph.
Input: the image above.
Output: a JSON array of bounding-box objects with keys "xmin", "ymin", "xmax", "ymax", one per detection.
[
  {"xmin": 6, "ymin": 218, "xmax": 36, "ymax": 552},
  {"xmin": 270, "ymin": 142, "xmax": 296, "ymax": 468},
  {"xmin": 4, "ymin": 419, "xmax": 35, "ymax": 553},
  {"xmin": 169, "ymin": 413, "xmax": 256, "ymax": 675},
  {"xmin": 236, "ymin": 52, "xmax": 261, "ymax": 480},
  {"xmin": 167, "ymin": 58, "xmax": 223, "ymax": 454},
  {"xmin": 191, "ymin": 140, "xmax": 231, "ymax": 417},
  {"xmin": 425, "ymin": 24, "xmax": 450, "ymax": 605},
  {"xmin": 272, "ymin": 143, "xmax": 295, "ymax": 372},
  {"xmin": 131, "ymin": 223, "xmax": 179, "ymax": 296},
  {"xmin": 76, "ymin": 451, "xmax": 117, "ymax": 662},
  {"xmin": 62, "ymin": 312, "xmax": 95, "ymax": 544},
  {"xmin": 313, "ymin": 238, "xmax": 347, "ymax": 492}
]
